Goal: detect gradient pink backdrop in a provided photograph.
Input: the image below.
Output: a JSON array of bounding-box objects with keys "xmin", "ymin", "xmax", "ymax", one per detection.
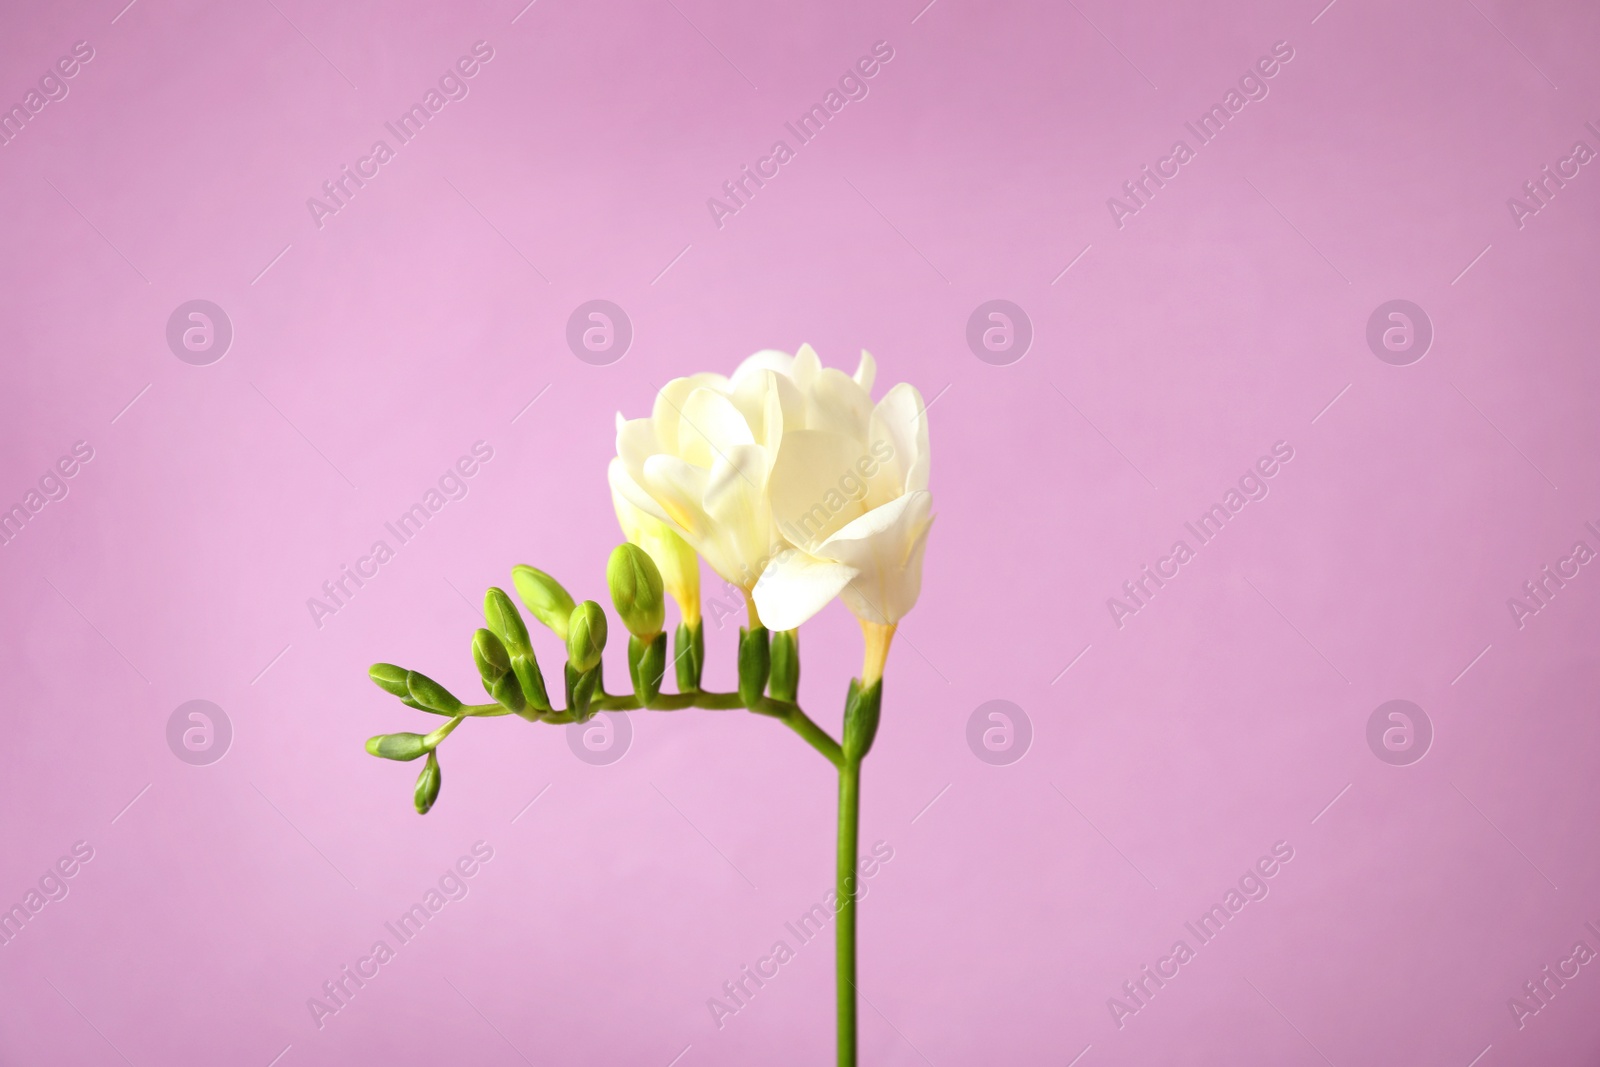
[{"xmin": 3, "ymin": 0, "xmax": 1599, "ymax": 1063}]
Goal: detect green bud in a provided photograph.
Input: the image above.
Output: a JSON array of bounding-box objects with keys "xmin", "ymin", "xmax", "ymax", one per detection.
[
  {"xmin": 365, "ymin": 732, "xmax": 429, "ymax": 761},
  {"xmin": 472, "ymin": 629, "xmax": 511, "ymax": 682},
  {"xmin": 512, "ymin": 565, "xmax": 577, "ymax": 640},
  {"xmin": 769, "ymin": 630, "xmax": 799, "ymax": 703},
  {"xmin": 675, "ymin": 621, "xmax": 704, "ymax": 692},
  {"xmin": 607, "ymin": 543, "xmax": 665, "ymax": 640},
  {"xmin": 565, "ymin": 601, "xmax": 608, "ymax": 673},
  {"xmin": 512, "ymin": 652, "xmax": 550, "ymax": 712},
  {"xmin": 484, "ymin": 587, "xmax": 531, "ymax": 655},
  {"xmin": 737, "ymin": 626, "xmax": 770, "ymax": 707},
  {"xmin": 405, "ymin": 671, "xmax": 463, "ymax": 715},
  {"xmin": 414, "ymin": 751, "xmax": 441, "ymax": 814},
  {"xmin": 842, "ymin": 678, "xmax": 883, "ymax": 763},
  {"xmin": 368, "ymin": 662, "xmax": 411, "ymax": 698}
]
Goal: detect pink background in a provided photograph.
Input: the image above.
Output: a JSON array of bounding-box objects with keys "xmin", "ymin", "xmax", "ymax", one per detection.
[{"xmin": 3, "ymin": 0, "xmax": 1599, "ymax": 1063}]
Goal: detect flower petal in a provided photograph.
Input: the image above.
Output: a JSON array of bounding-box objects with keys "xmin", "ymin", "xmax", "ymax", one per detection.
[
  {"xmin": 678, "ymin": 387, "xmax": 756, "ymax": 468},
  {"xmin": 769, "ymin": 429, "xmax": 872, "ymax": 550},
  {"xmin": 853, "ymin": 349, "xmax": 876, "ymax": 393},
  {"xmin": 752, "ymin": 548, "xmax": 858, "ymax": 631}
]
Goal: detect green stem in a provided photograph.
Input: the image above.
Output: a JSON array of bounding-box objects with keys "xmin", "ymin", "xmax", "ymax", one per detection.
[{"xmin": 836, "ymin": 755, "xmax": 860, "ymax": 1067}]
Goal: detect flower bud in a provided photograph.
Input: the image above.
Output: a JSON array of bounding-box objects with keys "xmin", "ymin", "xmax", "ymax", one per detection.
[
  {"xmin": 366, "ymin": 732, "xmax": 429, "ymax": 761},
  {"xmin": 607, "ymin": 543, "xmax": 665, "ymax": 640},
  {"xmin": 737, "ymin": 626, "xmax": 770, "ymax": 706},
  {"xmin": 842, "ymin": 678, "xmax": 883, "ymax": 763},
  {"xmin": 512, "ymin": 565, "xmax": 577, "ymax": 640},
  {"xmin": 629, "ymin": 632, "xmax": 667, "ymax": 705},
  {"xmin": 368, "ymin": 662, "xmax": 410, "ymax": 698},
  {"xmin": 472, "ymin": 629, "xmax": 511, "ymax": 681},
  {"xmin": 674, "ymin": 621, "xmax": 704, "ymax": 692},
  {"xmin": 565, "ymin": 601, "xmax": 608, "ymax": 673},
  {"xmin": 484, "ymin": 587, "xmax": 531, "ymax": 655},
  {"xmin": 769, "ymin": 630, "xmax": 799, "ymax": 702},
  {"xmin": 414, "ymin": 751, "xmax": 441, "ymax": 814},
  {"xmin": 405, "ymin": 671, "xmax": 463, "ymax": 715}
]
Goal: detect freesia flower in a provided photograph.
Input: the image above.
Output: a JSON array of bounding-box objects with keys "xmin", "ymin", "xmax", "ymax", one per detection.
[
  {"xmin": 753, "ymin": 362, "xmax": 933, "ymax": 639},
  {"xmin": 609, "ymin": 460, "xmax": 702, "ymax": 627}
]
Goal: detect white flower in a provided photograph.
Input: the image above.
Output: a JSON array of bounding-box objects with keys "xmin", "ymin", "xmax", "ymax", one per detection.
[
  {"xmin": 612, "ymin": 344, "xmax": 931, "ymax": 636},
  {"xmin": 753, "ymin": 362, "xmax": 933, "ymax": 633}
]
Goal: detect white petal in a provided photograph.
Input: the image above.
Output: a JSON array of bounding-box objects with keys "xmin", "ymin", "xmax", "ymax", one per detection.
[
  {"xmin": 869, "ymin": 383, "xmax": 929, "ymax": 493},
  {"xmin": 807, "ymin": 368, "xmax": 874, "ymax": 443},
  {"xmin": 752, "ymin": 548, "xmax": 858, "ymax": 631},
  {"xmin": 616, "ymin": 417, "xmax": 661, "ymax": 478},
  {"xmin": 732, "ymin": 348, "xmax": 794, "ymax": 384},
  {"xmin": 820, "ymin": 491, "xmax": 933, "ymax": 625},
  {"xmin": 853, "ymin": 349, "xmax": 877, "ymax": 393},
  {"xmin": 679, "ymin": 387, "xmax": 756, "ymax": 468},
  {"xmin": 769, "ymin": 429, "xmax": 871, "ymax": 550},
  {"xmin": 702, "ymin": 444, "xmax": 774, "ymax": 587},
  {"xmin": 651, "ymin": 373, "xmax": 726, "ymax": 456},
  {"xmin": 791, "ymin": 343, "xmax": 822, "ymax": 394},
  {"xmin": 641, "ymin": 455, "xmax": 713, "ymax": 541},
  {"xmin": 840, "ymin": 513, "xmax": 932, "ymax": 625}
]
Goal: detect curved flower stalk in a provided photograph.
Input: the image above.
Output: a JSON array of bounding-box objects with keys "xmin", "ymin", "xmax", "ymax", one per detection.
[{"xmin": 359, "ymin": 346, "xmax": 930, "ymax": 1067}]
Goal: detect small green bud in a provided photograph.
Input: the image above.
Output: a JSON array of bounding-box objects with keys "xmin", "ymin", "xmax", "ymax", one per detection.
[
  {"xmin": 405, "ymin": 671, "xmax": 463, "ymax": 715},
  {"xmin": 365, "ymin": 732, "xmax": 428, "ymax": 761},
  {"xmin": 512, "ymin": 565, "xmax": 577, "ymax": 640},
  {"xmin": 484, "ymin": 587, "xmax": 531, "ymax": 655},
  {"xmin": 769, "ymin": 630, "xmax": 799, "ymax": 702},
  {"xmin": 414, "ymin": 751, "xmax": 442, "ymax": 813},
  {"xmin": 842, "ymin": 678, "xmax": 883, "ymax": 762},
  {"xmin": 737, "ymin": 626, "xmax": 770, "ymax": 706},
  {"xmin": 368, "ymin": 662, "xmax": 411, "ymax": 698},
  {"xmin": 472, "ymin": 629, "xmax": 511, "ymax": 682},
  {"xmin": 512, "ymin": 652, "xmax": 550, "ymax": 712},
  {"xmin": 675, "ymin": 621, "xmax": 704, "ymax": 692},
  {"xmin": 565, "ymin": 601, "xmax": 608, "ymax": 673},
  {"xmin": 607, "ymin": 543, "xmax": 665, "ymax": 640}
]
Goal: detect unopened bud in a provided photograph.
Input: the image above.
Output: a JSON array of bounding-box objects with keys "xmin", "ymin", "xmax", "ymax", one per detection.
[
  {"xmin": 365, "ymin": 732, "xmax": 428, "ymax": 761},
  {"xmin": 566, "ymin": 601, "xmax": 608, "ymax": 673},
  {"xmin": 512, "ymin": 565, "xmax": 577, "ymax": 640},
  {"xmin": 405, "ymin": 671, "xmax": 463, "ymax": 715},
  {"xmin": 484, "ymin": 587, "xmax": 531, "ymax": 655},
  {"xmin": 414, "ymin": 751, "xmax": 441, "ymax": 813},
  {"xmin": 607, "ymin": 543, "xmax": 665, "ymax": 640}
]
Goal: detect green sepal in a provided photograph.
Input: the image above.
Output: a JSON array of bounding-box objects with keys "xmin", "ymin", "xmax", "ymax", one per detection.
[
  {"xmin": 405, "ymin": 671, "xmax": 463, "ymax": 714},
  {"xmin": 489, "ymin": 671, "xmax": 526, "ymax": 714},
  {"xmin": 512, "ymin": 652, "xmax": 550, "ymax": 713},
  {"xmin": 472, "ymin": 629, "xmax": 511, "ymax": 682},
  {"xmin": 365, "ymin": 732, "xmax": 429, "ymax": 761},
  {"xmin": 842, "ymin": 678, "xmax": 882, "ymax": 762},
  {"xmin": 769, "ymin": 630, "xmax": 799, "ymax": 702},
  {"xmin": 413, "ymin": 751, "xmax": 441, "ymax": 814},
  {"xmin": 566, "ymin": 662, "xmax": 599, "ymax": 720},
  {"xmin": 630, "ymin": 633, "xmax": 666, "ymax": 705},
  {"xmin": 674, "ymin": 621, "xmax": 704, "ymax": 692},
  {"xmin": 484, "ymin": 586, "xmax": 531, "ymax": 656},
  {"xmin": 737, "ymin": 626, "xmax": 770, "ymax": 706}
]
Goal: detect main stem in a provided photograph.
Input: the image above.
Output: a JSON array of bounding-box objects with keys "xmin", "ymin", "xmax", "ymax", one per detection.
[{"xmin": 836, "ymin": 755, "xmax": 861, "ymax": 1066}]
